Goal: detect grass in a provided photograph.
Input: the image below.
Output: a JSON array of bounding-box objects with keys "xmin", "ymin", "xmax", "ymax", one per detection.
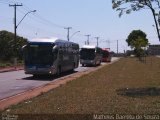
[
  {"xmin": 0, "ymin": 62, "xmax": 12, "ymax": 68},
  {"xmin": 2, "ymin": 57, "xmax": 160, "ymax": 115}
]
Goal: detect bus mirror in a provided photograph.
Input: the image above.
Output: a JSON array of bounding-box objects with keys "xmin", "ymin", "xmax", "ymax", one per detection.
[
  {"xmin": 20, "ymin": 45, "xmax": 27, "ymax": 57},
  {"xmin": 21, "ymin": 45, "xmax": 27, "ymax": 53},
  {"xmin": 80, "ymin": 50, "xmax": 82, "ymax": 55},
  {"xmin": 52, "ymin": 45, "xmax": 58, "ymax": 53},
  {"xmin": 21, "ymin": 45, "xmax": 27, "ymax": 50}
]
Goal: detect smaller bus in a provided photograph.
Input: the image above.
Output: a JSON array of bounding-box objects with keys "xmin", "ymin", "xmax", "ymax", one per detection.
[
  {"xmin": 80, "ymin": 45, "xmax": 102, "ymax": 66},
  {"xmin": 102, "ymin": 48, "xmax": 111, "ymax": 62}
]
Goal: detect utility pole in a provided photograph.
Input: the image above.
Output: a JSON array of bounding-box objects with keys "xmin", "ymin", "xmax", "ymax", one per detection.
[
  {"xmin": 64, "ymin": 27, "xmax": 72, "ymax": 41},
  {"xmin": 85, "ymin": 35, "xmax": 91, "ymax": 45},
  {"xmin": 95, "ymin": 37, "xmax": 99, "ymax": 47},
  {"xmin": 117, "ymin": 40, "xmax": 119, "ymax": 54},
  {"xmin": 9, "ymin": 3, "xmax": 23, "ymax": 69},
  {"xmin": 106, "ymin": 40, "xmax": 110, "ymax": 49}
]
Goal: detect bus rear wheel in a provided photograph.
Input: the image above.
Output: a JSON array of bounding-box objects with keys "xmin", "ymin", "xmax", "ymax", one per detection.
[
  {"xmin": 71, "ymin": 63, "xmax": 75, "ymax": 72},
  {"xmin": 98, "ymin": 60, "xmax": 101, "ymax": 65}
]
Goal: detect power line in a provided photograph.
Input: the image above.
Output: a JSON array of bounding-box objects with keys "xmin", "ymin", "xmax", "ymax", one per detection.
[
  {"xmin": 21, "ymin": 4, "xmax": 66, "ymax": 29},
  {"xmin": 0, "ymin": 1, "xmax": 10, "ymax": 4},
  {"xmin": 10, "ymin": 3, "xmax": 104, "ymax": 44},
  {"xmin": 33, "ymin": 14, "xmax": 65, "ymax": 29},
  {"xmin": 0, "ymin": 0, "xmax": 17, "ymax": 4},
  {"xmin": 16, "ymin": 7, "xmax": 67, "ymax": 38},
  {"xmin": 18, "ymin": 4, "xmax": 103, "ymax": 42},
  {"xmin": 1, "ymin": 1, "xmax": 115, "ymax": 47},
  {"xmin": 15, "ymin": 7, "xmax": 69, "ymax": 39}
]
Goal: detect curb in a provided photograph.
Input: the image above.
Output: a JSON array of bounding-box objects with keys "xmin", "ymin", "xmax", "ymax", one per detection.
[{"xmin": 0, "ymin": 67, "xmax": 23, "ymax": 73}]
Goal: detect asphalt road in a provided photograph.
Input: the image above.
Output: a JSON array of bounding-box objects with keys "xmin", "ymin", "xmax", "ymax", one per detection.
[{"xmin": 0, "ymin": 57, "xmax": 119, "ymax": 100}]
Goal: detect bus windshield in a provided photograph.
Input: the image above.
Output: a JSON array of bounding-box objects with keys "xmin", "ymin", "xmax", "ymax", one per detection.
[
  {"xmin": 80, "ymin": 48, "xmax": 95, "ymax": 60},
  {"xmin": 24, "ymin": 44, "xmax": 56, "ymax": 65}
]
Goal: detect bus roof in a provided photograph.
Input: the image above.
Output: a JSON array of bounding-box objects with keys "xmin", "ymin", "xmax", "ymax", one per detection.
[
  {"xmin": 81, "ymin": 45, "xmax": 97, "ymax": 49},
  {"xmin": 28, "ymin": 37, "xmax": 78, "ymax": 45},
  {"xmin": 102, "ymin": 48, "xmax": 110, "ymax": 51},
  {"xmin": 28, "ymin": 37, "xmax": 63, "ymax": 43}
]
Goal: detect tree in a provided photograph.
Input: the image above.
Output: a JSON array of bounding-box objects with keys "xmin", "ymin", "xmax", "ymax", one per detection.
[
  {"xmin": 126, "ymin": 30, "xmax": 149, "ymax": 57},
  {"xmin": 112, "ymin": 0, "xmax": 160, "ymax": 41},
  {"xmin": 0, "ymin": 30, "xmax": 27, "ymax": 61}
]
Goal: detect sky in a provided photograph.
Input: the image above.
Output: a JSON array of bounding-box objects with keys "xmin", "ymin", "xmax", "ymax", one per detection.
[{"xmin": 0, "ymin": 0, "xmax": 159, "ymax": 52}]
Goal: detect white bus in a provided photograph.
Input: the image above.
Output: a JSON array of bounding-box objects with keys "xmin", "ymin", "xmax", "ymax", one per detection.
[
  {"xmin": 22, "ymin": 38, "xmax": 79, "ymax": 76},
  {"xmin": 80, "ymin": 45, "xmax": 102, "ymax": 66}
]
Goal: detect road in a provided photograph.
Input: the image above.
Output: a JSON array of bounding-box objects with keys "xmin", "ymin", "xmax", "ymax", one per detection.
[{"xmin": 0, "ymin": 57, "xmax": 119, "ymax": 100}]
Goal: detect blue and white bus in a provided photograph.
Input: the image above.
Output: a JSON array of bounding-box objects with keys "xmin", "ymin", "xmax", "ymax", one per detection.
[
  {"xmin": 80, "ymin": 45, "xmax": 102, "ymax": 66},
  {"xmin": 22, "ymin": 38, "xmax": 79, "ymax": 76}
]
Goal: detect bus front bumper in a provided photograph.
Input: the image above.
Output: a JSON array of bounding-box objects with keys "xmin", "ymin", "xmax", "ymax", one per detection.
[
  {"xmin": 80, "ymin": 59, "xmax": 95, "ymax": 65},
  {"xmin": 25, "ymin": 66, "xmax": 56, "ymax": 75}
]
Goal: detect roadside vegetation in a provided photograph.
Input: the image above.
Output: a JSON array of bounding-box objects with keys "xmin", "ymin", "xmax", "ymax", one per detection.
[
  {"xmin": 0, "ymin": 30, "xmax": 27, "ymax": 68},
  {"xmin": 0, "ymin": 60, "xmax": 24, "ymax": 68},
  {"xmin": 126, "ymin": 30, "xmax": 148, "ymax": 58},
  {"xmin": 2, "ymin": 56, "xmax": 160, "ymax": 115}
]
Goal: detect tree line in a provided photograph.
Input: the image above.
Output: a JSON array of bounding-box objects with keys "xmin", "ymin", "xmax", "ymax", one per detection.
[
  {"xmin": 0, "ymin": 30, "xmax": 27, "ymax": 61},
  {"xmin": 0, "ymin": 29, "xmax": 148, "ymax": 62}
]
